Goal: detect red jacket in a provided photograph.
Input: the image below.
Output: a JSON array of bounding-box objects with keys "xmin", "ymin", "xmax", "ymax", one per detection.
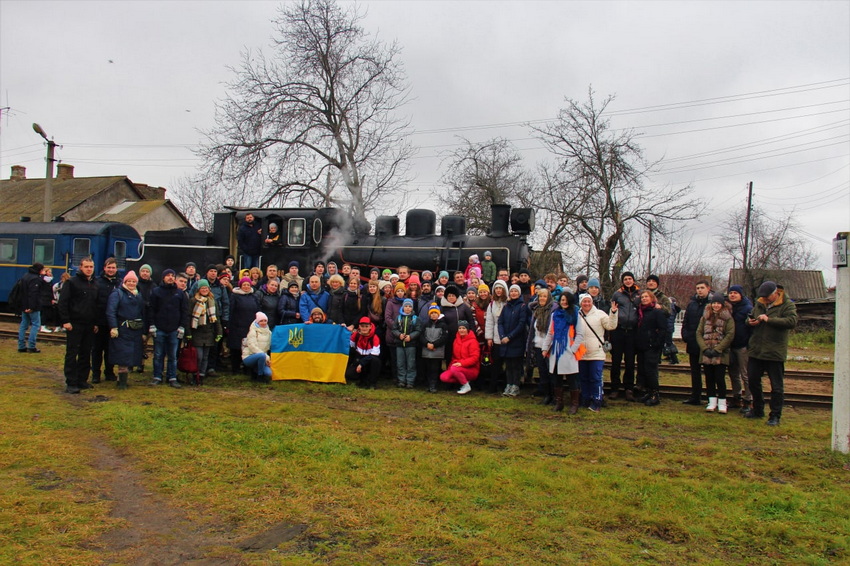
[{"xmin": 451, "ymin": 331, "xmax": 481, "ymax": 370}]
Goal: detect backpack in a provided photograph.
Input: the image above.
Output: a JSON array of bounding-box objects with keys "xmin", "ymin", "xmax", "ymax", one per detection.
[{"xmin": 7, "ymin": 278, "xmax": 25, "ymax": 314}]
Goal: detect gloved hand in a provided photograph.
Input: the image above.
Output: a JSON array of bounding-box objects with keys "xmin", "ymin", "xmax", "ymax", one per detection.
[
  {"xmin": 215, "ymin": 335, "xmax": 222, "ymax": 343},
  {"xmin": 177, "ymin": 326, "xmax": 185, "ymax": 339},
  {"xmin": 110, "ymin": 328, "xmax": 119, "ymax": 339},
  {"xmin": 704, "ymin": 348, "xmax": 719, "ymax": 358},
  {"xmin": 149, "ymin": 326, "xmax": 157, "ymax": 337}
]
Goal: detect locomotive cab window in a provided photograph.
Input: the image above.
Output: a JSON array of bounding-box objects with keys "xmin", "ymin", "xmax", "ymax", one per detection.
[
  {"xmin": 33, "ymin": 239, "xmax": 55, "ymax": 266},
  {"xmin": 114, "ymin": 241, "xmax": 127, "ymax": 268},
  {"xmin": 0, "ymin": 238, "xmax": 17, "ymax": 263},
  {"xmin": 288, "ymin": 218, "xmax": 306, "ymax": 247},
  {"xmin": 313, "ymin": 218, "xmax": 322, "ymax": 245},
  {"xmin": 72, "ymin": 238, "xmax": 91, "ymax": 266}
]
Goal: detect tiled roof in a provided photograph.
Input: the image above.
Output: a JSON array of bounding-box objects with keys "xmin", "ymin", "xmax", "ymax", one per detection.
[
  {"xmin": 0, "ymin": 176, "xmax": 135, "ymax": 222},
  {"xmin": 728, "ymin": 269, "xmax": 827, "ymax": 300},
  {"xmin": 91, "ymin": 200, "xmax": 170, "ymax": 224}
]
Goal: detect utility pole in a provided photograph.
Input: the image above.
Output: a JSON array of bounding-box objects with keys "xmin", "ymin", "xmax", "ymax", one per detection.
[
  {"xmin": 33, "ymin": 123, "xmax": 57, "ymax": 222},
  {"xmin": 646, "ymin": 221, "xmax": 653, "ymax": 276},
  {"xmin": 742, "ymin": 181, "xmax": 754, "ymax": 271},
  {"xmin": 833, "ymin": 232, "xmax": 849, "ymax": 453}
]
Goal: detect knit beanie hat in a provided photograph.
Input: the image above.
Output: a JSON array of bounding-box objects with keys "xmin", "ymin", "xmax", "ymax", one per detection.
[
  {"xmin": 588, "ymin": 278, "xmax": 601, "ymax": 289},
  {"xmin": 484, "ymin": 251, "xmax": 492, "ymax": 258},
  {"xmin": 457, "ymin": 319, "xmax": 470, "ymax": 329},
  {"xmin": 394, "ymin": 282, "xmax": 407, "ymax": 294},
  {"xmin": 478, "ymin": 283, "xmax": 490, "ymax": 293},
  {"xmin": 123, "ymin": 270, "xmax": 138, "ymax": 282},
  {"xmin": 140, "ymin": 264, "xmax": 152, "ymax": 274},
  {"xmin": 197, "ymin": 279, "xmax": 210, "ymax": 289},
  {"xmin": 646, "ymin": 274, "xmax": 660, "ymax": 284},
  {"xmin": 402, "ymin": 298, "xmax": 414, "ymax": 310},
  {"xmin": 382, "ymin": 268, "xmax": 392, "ymax": 276},
  {"xmin": 621, "ymin": 271, "xmax": 635, "ymax": 282},
  {"xmin": 438, "ymin": 271, "xmax": 449, "ymax": 280},
  {"xmin": 728, "ymin": 285, "xmax": 745, "ymax": 295},
  {"xmin": 575, "ymin": 274, "xmax": 589, "ymax": 285},
  {"xmin": 469, "ymin": 254, "xmax": 479, "ymax": 264},
  {"xmin": 238, "ymin": 277, "xmax": 253, "ymax": 287},
  {"xmin": 408, "ymin": 273, "xmax": 421, "ymax": 286},
  {"xmin": 162, "ymin": 268, "xmax": 176, "ymax": 278},
  {"xmin": 579, "ymin": 293, "xmax": 593, "ymax": 304},
  {"xmin": 428, "ymin": 303, "xmax": 441, "ymax": 316},
  {"xmin": 254, "ymin": 312, "xmax": 268, "ymax": 324}
]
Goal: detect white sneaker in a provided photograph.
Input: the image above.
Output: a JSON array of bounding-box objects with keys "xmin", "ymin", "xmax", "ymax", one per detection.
[
  {"xmin": 457, "ymin": 383, "xmax": 472, "ymax": 395},
  {"xmin": 502, "ymin": 385, "xmax": 512, "ymax": 396},
  {"xmin": 717, "ymin": 399, "xmax": 728, "ymax": 414},
  {"xmin": 705, "ymin": 397, "xmax": 718, "ymax": 412},
  {"xmin": 40, "ymin": 326, "xmax": 52, "ymax": 333},
  {"xmin": 54, "ymin": 327, "xmax": 63, "ymax": 333},
  {"xmin": 507, "ymin": 384, "xmax": 520, "ymax": 397}
]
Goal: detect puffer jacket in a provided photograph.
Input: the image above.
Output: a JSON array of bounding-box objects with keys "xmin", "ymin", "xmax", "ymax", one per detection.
[
  {"xmin": 242, "ymin": 322, "xmax": 272, "ymax": 360},
  {"xmin": 729, "ymin": 296, "xmax": 754, "ymax": 349},
  {"xmin": 421, "ymin": 316, "xmax": 448, "ymax": 359},
  {"xmin": 696, "ymin": 306, "xmax": 735, "ymax": 365},
  {"xmin": 58, "ymin": 272, "xmax": 99, "ymax": 325},
  {"xmin": 578, "ymin": 306, "xmax": 618, "ymax": 361},
  {"xmin": 497, "ymin": 297, "xmax": 530, "ymax": 358},
  {"xmin": 611, "ymin": 285, "xmax": 640, "ymax": 330},
  {"xmin": 255, "ymin": 286, "xmax": 281, "ymax": 328},
  {"xmin": 681, "ymin": 293, "xmax": 710, "ymax": 353},
  {"xmin": 748, "ymin": 290, "xmax": 797, "ymax": 362}
]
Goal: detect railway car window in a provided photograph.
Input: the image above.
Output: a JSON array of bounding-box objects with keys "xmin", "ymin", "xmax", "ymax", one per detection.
[
  {"xmin": 313, "ymin": 219, "xmax": 322, "ymax": 245},
  {"xmin": 114, "ymin": 241, "xmax": 127, "ymax": 269},
  {"xmin": 72, "ymin": 238, "xmax": 91, "ymax": 266},
  {"xmin": 0, "ymin": 238, "xmax": 17, "ymax": 263},
  {"xmin": 288, "ymin": 218, "xmax": 306, "ymax": 247},
  {"xmin": 33, "ymin": 239, "xmax": 55, "ymax": 265}
]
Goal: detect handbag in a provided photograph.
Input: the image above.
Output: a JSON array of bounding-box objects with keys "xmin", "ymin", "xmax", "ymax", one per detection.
[
  {"xmin": 177, "ymin": 342, "xmax": 199, "ymax": 384},
  {"xmin": 580, "ymin": 311, "xmax": 613, "ymax": 353}
]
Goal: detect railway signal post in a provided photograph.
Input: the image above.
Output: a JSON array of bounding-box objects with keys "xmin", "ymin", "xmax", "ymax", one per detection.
[{"xmin": 832, "ymin": 232, "xmax": 849, "ymax": 453}]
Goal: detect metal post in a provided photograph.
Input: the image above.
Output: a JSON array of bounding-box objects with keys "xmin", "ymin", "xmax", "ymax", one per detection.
[
  {"xmin": 832, "ymin": 232, "xmax": 849, "ymax": 453},
  {"xmin": 742, "ymin": 181, "xmax": 753, "ymax": 271},
  {"xmin": 43, "ymin": 140, "xmax": 56, "ymax": 222}
]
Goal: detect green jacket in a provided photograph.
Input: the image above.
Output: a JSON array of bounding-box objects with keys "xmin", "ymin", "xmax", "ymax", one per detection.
[{"xmin": 748, "ymin": 290, "xmax": 797, "ymax": 362}]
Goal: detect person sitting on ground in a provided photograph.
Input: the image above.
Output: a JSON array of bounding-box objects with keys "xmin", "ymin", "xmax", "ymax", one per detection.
[
  {"xmin": 439, "ymin": 320, "xmax": 480, "ymax": 395},
  {"xmin": 242, "ymin": 312, "xmax": 272, "ymax": 382},
  {"xmin": 346, "ymin": 317, "xmax": 381, "ymax": 389}
]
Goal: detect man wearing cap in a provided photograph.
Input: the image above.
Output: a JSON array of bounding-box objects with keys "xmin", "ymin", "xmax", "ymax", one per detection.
[
  {"xmin": 314, "ymin": 261, "xmax": 329, "ymax": 287},
  {"xmin": 148, "ymin": 269, "xmax": 189, "ymax": 387},
  {"xmin": 281, "ymin": 261, "xmax": 304, "ymax": 291},
  {"xmin": 574, "ymin": 274, "xmax": 589, "ymax": 296},
  {"xmin": 91, "ymin": 257, "xmax": 120, "ymax": 383},
  {"xmin": 727, "ymin": 285, "xmax": 753, "ymax": 411},
  {"xmin": 681, "ymin": 280, "xmax": 712, "ymax": 405},
  {"xmin": 58, "ymin": 257, "xmax": 99, "ymax": 393},
  {"xmin": 609, "ymin": 272, "xmax": 641, "ymax": 400},
  {"xmin": 184, "ymin": 262, "xmax": 200, "ymax": 283},
  {"xmin": 744, "ymin": 281, "xmax": 797, "ymax": 426},
  {"xmin": 347, "ymin": 317, "xmax": 381, "ymax": 389},
  {"xmin": 237, "ymin": 213, "xmax": 262, "ymax": 269},
  {"xmin": 586, "ymin": 278, "xmax": 608, "ymax": 313},
  {"xmin": 16, "ymin": 262, "xmax": 47, "ymax": 353}
]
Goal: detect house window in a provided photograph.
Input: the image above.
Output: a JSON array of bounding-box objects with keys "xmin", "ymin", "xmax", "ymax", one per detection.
[
  {"xmin": 0, "ymin": 238, "xmax": 17, "ymax": 263},
  {"xmin": 313, "ymin": 218, "xmax": 323, "ymax": 245},
  {"xmin": 33, "ymin": 239, "xmax": 55, "ymax": 265},
  {"xmin": 114, "ymin": 241, "xmax": 127, "ymax": 269},
  {"xmin": 288, "ymin": 218, "xmax": 306, "ymax": 247},
  {"xmin": 72, "ymin": 238, "xmax": 91, "ymax": 266}
]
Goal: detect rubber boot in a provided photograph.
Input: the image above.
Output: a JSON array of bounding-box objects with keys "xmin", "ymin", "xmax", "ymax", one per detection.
[
  {"xmin": 568, "ymin": 390, "xmax": 581, "ymax": 415},
  {"xmin": 117, "ymin": 371, "xmax": 128, "ymax": 390},
  {"xmin": 717, "ymin": 398, "xmax": 728, "ymax": 414},
  {"xmin": 553, "ymin": 387, "xmax": 565, "ymax": 412},
  {"xmin": 705, "ymin": 397, "xmax": 718, "ymax": 412}
]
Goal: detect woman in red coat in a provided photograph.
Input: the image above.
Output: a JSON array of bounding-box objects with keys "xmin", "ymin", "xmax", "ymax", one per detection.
[{"xmin": 439, "ymin": 320, "xmax": 480, "ymax": 395}]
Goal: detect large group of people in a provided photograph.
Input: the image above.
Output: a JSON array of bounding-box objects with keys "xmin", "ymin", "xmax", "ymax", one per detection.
[{"xmin": 14, "ymin": 245, "xmax": 797, "ymax": 425}]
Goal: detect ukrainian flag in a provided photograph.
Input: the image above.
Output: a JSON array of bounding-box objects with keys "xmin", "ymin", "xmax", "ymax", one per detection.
[{"xmin": 270, "ymin": 324, "xmax": 351, "ymax": 383}]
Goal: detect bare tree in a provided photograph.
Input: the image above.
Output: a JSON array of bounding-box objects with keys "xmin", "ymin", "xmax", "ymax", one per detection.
[
  {"xmin": 169, "ymin": 175, "xmax": 236, "ymax": 232},
  {"xmin": 530, "ymin": 87, "xmax": 702, "ymax": 296},
  {"xmin": 199, "ymin": 0, "xmax": 413, "ymax": 230},
  {"xmin": 439, "ymin": 138, "xmax": 532, "ymax": 233}
]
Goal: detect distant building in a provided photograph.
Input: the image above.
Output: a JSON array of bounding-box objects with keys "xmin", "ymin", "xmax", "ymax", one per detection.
[
  {"xmin": 0, "ymin": 164, "xmax": 191, "ymax": 232},
  {"xmin": 656, "ymin": 273, "xmax": 714, "ymax": 304},
  {"xmin": 727, "ymin": 268, "xmax": 827, "ymax": 301}
]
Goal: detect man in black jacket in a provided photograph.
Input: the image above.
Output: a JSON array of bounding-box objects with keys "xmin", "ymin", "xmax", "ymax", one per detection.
[
  {"xmin": 58, "ymin": 258, "xmax": 99, "ymax": 393},
  {"xmin": 17, "ymin": 262, "xmax": 46, "ymax": 353},
  {"xmin": 680, "ymin": 280, "xmax": 712, "ymax": 404},
  {"xmin": 91, "ymin": 257, "xmax": 120, "ymax": 383},
  {"xmin": 148, "ymin": 269, "xmax": 190, "ymax": 387},
  {"xmin": 609, "ymin": 272, "xmax": 640, "ymax": 400},
  {"xmin": 237, "ymin": 213, "xmax": 262, "ymax": 270}
]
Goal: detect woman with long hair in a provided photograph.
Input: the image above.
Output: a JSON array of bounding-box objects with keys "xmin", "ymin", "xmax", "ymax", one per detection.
[
  {"xmin": 530, "ymin": 288, "xmax": 555, "ymax": 405},
  {"xmin": 696, "ymin": 293, "xmax": 735, "ymax": 413},
  {"xmin": 542, "ymin": 292, "xmax": 585, "ymax": 412},
  {"xmin": 484, "ymin": 280, "xmax": 509, "ymax": 394},
  {"xmin": 636, "ymin": 290, "xmax": 667, "ymax": 407}
]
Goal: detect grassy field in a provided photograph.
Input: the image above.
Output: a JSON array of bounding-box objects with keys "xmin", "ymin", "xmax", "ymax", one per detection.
[{"xmin": 1, "ymin": 338, "xmax": 848, "ymax": 565}]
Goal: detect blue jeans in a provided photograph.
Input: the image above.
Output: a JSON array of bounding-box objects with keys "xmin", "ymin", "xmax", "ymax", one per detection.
[
  {"xmin": 395, "ymin": 346, "xmax": 417, "ymax": 386},
  {"xmin": 18, "ymin": 311, "xmax": 41, "ymax": 349},
  {"xmin": 579, "ymin": 359, "xmax": 605, "ymax": 402},
  {"xmin": 153, "ymin": 330, "xmax": 179, "ymax": 381},
  {"xmin": 243, "ymin": 352, "xmax": 272, "ymax": 379},
  {"xmin": 241, "ymin": 254, "xmax": 260, "ymax": 270}
]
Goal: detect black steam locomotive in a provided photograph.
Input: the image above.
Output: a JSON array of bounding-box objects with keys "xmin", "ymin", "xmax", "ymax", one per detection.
[{"xmin": 130, "ymin": 204, "xmax": 534, "ymax": 277}]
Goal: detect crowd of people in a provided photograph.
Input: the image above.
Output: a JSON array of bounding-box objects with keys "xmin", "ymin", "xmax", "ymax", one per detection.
[{"xmin": 14, "ymin": 248, "xmax": 796, "ymax": 425}]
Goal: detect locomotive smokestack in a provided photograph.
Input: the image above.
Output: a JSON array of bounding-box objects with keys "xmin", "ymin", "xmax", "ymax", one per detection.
[{"xmin": 490, "ymin": 204, "xmax": 510, "ymax": 237}]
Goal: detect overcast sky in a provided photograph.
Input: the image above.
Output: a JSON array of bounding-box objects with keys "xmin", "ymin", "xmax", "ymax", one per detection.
[{"xmin": 1, "ymin": 0, "xmax": 848, "ymax": 280}]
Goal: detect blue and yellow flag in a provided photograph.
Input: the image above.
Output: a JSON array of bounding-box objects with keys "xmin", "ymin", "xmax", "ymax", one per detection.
[{"xmin": 270, "ymin": 323, "xmax": 350, "ymax": 383}]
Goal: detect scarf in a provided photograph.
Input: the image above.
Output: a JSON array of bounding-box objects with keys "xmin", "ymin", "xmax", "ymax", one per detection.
[
  {"xmin": 533, "ymin": 298, "xmax": 553, "ymax": 334},
  {"xmin": 551, "ymin": 305, "xmax": 578, "ymax": 363},
  {"xmin": 191, "ymin": 294, "xmax": 217, "ymax": 329},
  {"xmin": 638, "ymin": 302, "xmax": 654, "ymax": 324}
]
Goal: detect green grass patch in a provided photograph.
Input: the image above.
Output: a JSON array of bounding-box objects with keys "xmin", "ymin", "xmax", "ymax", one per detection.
[{"xmin": 790, "ymin": 328, "xmax": 834, "ymax": 348}]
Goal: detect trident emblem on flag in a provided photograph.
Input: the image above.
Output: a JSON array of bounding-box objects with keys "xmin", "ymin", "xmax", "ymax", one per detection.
[{"xmin": 288, "ymin": 327, "xmax": 304, "ymax": 348}]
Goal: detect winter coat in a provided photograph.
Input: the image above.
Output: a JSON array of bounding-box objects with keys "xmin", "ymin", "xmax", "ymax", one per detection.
[
  {"xmin": 38, "ymin": 275, "xmax": 54, "ymax": 312},
  {"xmin": 481, "ymin": 260, "xmax": 497, "ymax": 284},
  {"xmin": 440, "ymin": 295, "xmax": 476, "ymax": 340},
  {"xmin": 298, "ymin": 287, "xmax": 330, "ymax": 322},
  {"xmin": 342, "ymin": 290, "xmax": 365, "ymax": 327},
  {"xmin": 350, "ymin": 324, "xmax": 381, "ymax": 361},
  {"xmin": 94, "ymin": 273, "xmax": 120, "ymax": 326},
  {"xmin": 650, "ymin": 288, "xmax": 672, "ymax": 317},
  {"xmin": 748, "ymin": 290, "xmax": 797, "ymax": 362},
  {"xmin": 578, "ymin": 306, "xmax": 618, "ymax": 361},
  {"xmin": 242, "ymin": 323, "xmax": 272, "ymax": 360},
  {"xmin": 591, "ymin": 292, "xmax": 609, "ymax": 314},
  {"xmin": 19, "ymin": 267, "xmax": 44, "ymax": 312},
  {"xmin": 149, "ymin": 282, "xmax": 190, "ymax": 333},
  {"xmin": 190, "ymin": 279, "xmax": 230, "ymax": 323},
  {"xmin": 729, "ymin": 296, "xmax": 754, "ymax": 349},
  {"xmin": 636, "ymin": 306, "xmax": 667, "ymax": 352},
  {"xmin": 421, "ymin": 316, "xmax": 449, "ymax": 359},
  {"xmin": 58, "ymin": 272, "xmax": 99, "ymax": 325},
  {"xmin": 383, "ymin": 296, "xmax": 405, "ymax": 346},
  {"xmin": 391, "ymin": 312, "xmax": 421, "ymax": 347},
  {"xmin": 188, "ymin": 294, "xmax": 223, "ymax": 348},
  {"xmin": 255, "ymin": 286, "xmax": 281, "ymax": 329},
  {"xmin": 530, "ymin": 299, "xmax": 555, "ymax": 350},
  {"xmin": 229, "ymin": 289, "xmax": 260, "ymax": 349},
  {"xmin": 327, "ymin": 287, "xmax": 346, "ymax": 325},
  {"xmin": 681, "ymin": 293, "xmax": 711, "ymax": 353},
  {"xmin": 542, "ymin": 306, "xmax": 585, "ymax": 375},
  {"xmin": 237, "ymin": 219, "xmax": 262, "ymax": 256},
  {"xmin": 449, "ymin": 331, "xmax": 481, "ymax": 379},
  {"xmin": 696, "ymin": 306, "xmax": 735, "ymax": 366},
  {"xmin": 277, "ymin": 292, "xmax": 301, "ymax": 325},
  {"xmin": 472, "ymin": 301, "xmax": 489, "ymax": 341},
  {"xmin": 137, "ymin": 277, "xmax": 154, "ymax": 309},
  {"xmin": 106, "ymin": 285, "xmax": 146, "ymax": 367},
  {"xmin": 497, "ymin": 297, "xmax": 530, "ymax": 358},
  {"xmin": 611, "ymin": 285, "xmax": 640, "ymax": 330}
]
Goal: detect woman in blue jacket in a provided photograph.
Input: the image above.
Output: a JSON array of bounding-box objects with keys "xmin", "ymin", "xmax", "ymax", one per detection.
[
  {"xmin": 498, "ymin": 284, "xmax": 530, "ymax": 397},
  {"xmin": 106, "ymin": 271, "xmax": 146, "ymax": 390}
]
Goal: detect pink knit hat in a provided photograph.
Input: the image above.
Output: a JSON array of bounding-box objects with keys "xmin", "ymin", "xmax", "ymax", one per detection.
[{"xmin": 123, "ymin": 270, "xmax": 138, "ymax": 282}]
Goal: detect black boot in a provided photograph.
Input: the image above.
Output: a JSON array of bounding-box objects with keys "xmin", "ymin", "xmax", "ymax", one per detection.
[
  {"xmin": 540, "ymin": 384, "xmax": 554, "ymax": 406},
  {"xmin": 568, "ymin": 390, "xmax": 581, "ymax": 415},
  {"xmin": 117, "ymin": 371, "xmax": 128, "ymax": 390},
  {"xmin": 553, "ymin": 387, "xmax": 565, "ymax": 412}
]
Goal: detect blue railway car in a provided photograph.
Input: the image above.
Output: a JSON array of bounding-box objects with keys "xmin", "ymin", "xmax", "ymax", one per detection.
[{"xmin": 0, "ymin": 221, "xmax": 142, "ymax": 306}]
